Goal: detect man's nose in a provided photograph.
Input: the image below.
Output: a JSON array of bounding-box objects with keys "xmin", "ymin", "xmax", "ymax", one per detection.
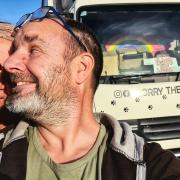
[{"xmin": 4, "ymin": 52, "xmax": 26, "ymax": 74}]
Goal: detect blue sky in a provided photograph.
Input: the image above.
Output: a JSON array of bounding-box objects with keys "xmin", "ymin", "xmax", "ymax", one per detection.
[{"xmin": 0, "ymin": 0, "xmax": 42, "ymax": 25}]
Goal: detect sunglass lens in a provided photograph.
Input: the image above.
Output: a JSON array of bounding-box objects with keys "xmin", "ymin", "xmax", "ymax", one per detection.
[
  {"xmin": 31, "ymin": 7, "xmax": 50, "ymax": 20},
  {"xmin": 16, "ymin": 14, "xmax": 30, "ymax": 28}
]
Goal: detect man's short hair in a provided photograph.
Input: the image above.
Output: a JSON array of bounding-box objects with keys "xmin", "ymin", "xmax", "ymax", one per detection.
[
  {"xmin": 61, "ymin": 18, "xmax": 103, "ymax": 93},
  {"xmin": 0, "ymin": 22, "xmax": 14, "ymax": 41}
]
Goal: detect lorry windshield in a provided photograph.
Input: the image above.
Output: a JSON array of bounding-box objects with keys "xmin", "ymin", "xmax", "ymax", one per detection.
[{"xmin": 78, "ymin": 5, "xmax": 180, "ymax": 77}]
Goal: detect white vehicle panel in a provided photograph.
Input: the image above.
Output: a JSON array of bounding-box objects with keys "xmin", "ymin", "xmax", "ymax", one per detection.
[
  {"xmin": 94, "ymin": 81, "xmax": 180, "ymax": 120},
  {"xmin": 75, "ymin": 0, "xmax": 180, "ymax": 12}
]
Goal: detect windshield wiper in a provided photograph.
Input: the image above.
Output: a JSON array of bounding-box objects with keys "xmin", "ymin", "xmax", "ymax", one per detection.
[{"xmin": 100, "ymin": 72, "xmax": 180, "ymax": 84}]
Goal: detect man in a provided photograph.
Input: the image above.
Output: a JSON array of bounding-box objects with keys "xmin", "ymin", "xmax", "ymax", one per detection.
[
  {"xmin": 0, "ymin": 7, "xmax": 180, "ymax": 180},
  {"xmin": 0, "ymin": 22, "xmax": 18, "ymax": 135}
]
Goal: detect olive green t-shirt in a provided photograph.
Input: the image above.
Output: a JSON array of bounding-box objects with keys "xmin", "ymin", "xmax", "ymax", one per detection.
[{"xmin": 25, "ymin": 124, "xmax": 108, "ymax": 180}]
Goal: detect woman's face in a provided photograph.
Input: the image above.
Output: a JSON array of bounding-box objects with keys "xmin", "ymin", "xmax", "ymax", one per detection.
[{"xmin": 0, "ymin": 38, "xmax": 11, "ymax": 108}]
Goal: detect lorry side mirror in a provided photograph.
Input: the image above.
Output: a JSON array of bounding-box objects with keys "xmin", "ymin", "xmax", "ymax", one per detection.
[{"xmin": 52, "ymin": 0, "xmax": 74, "ymax": 13}]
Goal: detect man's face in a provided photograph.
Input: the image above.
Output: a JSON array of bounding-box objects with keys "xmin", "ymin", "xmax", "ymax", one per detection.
[
  {"xmin": 4, "ymin": 19, "xmax": 78, "ymax": 125},
  {"xmin": 0, "ymin": 38, "xmax": 12, "ymax": 108}
]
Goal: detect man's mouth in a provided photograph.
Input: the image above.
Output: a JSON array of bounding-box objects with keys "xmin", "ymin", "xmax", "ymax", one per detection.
[
  {"xmin": 16, "ymin": 81, "xmax": 32, "ymax": 86},
  {"xmin": 17, "ymin": 82, "xmax": 28, "ymax": 86},
  {"xmin": 11, "ymin": 81, "xmax": 37, "ymax": 96},
  {"xmin": 3, "ymin": 72, "xmax": 38, "ymax": 97}
]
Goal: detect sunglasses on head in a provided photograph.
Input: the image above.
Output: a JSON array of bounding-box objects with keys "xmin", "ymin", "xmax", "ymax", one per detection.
[{"xmin": 15, "ymin": 6, "xmax": 87, "ymax": 52}]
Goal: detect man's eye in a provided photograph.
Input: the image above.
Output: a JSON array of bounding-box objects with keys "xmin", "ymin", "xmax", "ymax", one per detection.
[{"xmin": 30, "ymin": 48, "xmax": 39, "ymax": 54}]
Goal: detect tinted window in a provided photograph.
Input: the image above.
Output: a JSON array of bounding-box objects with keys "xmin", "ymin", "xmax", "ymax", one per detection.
[{"xmin": 78, "ymin": 5, "xmax": 180, "ymax": 77}]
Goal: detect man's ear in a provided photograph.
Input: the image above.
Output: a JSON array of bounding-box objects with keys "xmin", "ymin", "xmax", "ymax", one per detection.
[{"xmin": 75, "ymin": 53, "xmax": 94, "ymax": 84}]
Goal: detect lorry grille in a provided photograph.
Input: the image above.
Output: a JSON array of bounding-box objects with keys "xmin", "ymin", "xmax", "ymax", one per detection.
[{"xmin": 124, "ymin": 116, "xmax": 180, "ymax": 158}]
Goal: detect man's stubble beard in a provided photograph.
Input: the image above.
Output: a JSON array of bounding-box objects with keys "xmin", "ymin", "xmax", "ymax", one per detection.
[{"xmin": 6, "ymin": 65, "xmax": 79, "ymax": 126}]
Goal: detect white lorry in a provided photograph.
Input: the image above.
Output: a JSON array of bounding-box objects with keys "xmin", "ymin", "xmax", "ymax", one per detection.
[{"xmin": 43, "ymin": 0, "xmax": 180, "ymax": 157}]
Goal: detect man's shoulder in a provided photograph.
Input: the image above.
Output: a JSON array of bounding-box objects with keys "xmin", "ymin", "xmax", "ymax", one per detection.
[
  {"xmin": 1, "ymin": 120, "xmax": 29, "ymax": 150},
  {"xmin": 144, "ymin": 142, "xmax": 180, "ymax": 179},
  {"xmin": 144, "ymin": 142, "xmax": 175, "ymax": 160},
  {"xmin": 0, "ymin": 128, "xmax": 28, "ymax": 180}
]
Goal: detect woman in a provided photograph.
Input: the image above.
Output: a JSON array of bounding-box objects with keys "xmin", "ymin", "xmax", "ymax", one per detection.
[{"xmin": 0, "ymin": 22, "xmax": 19, "ymax": 137}]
